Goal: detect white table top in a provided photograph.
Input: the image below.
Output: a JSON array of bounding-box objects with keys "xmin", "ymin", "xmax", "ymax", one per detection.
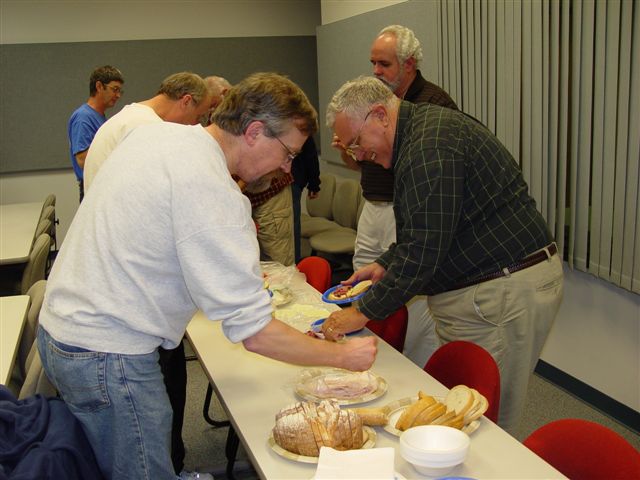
[
  {"xmin": 0, "ymin": 202, "xmax": 44, "ymax": 265},
  {"xmin": 0, "ymin": 295, "xmax": 30, "ymax": 385},
  {"xmin": 186, "ymin": 265, "xmax": 565, "ymax": 479}
]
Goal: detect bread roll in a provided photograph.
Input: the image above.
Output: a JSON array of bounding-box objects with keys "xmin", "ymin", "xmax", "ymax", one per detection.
[
  {"xmin": 349, "ymin": 280, "xmax": 372, "ymax": 296},
  {"xmin": 351, "ymin": 406, "xmax": 389, "ymax": 426},
  {"xmin": 272, "ymin": 399, "xmax": 364, "ymax": 457}
]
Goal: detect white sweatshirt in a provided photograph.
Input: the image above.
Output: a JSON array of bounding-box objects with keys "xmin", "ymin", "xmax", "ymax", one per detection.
[
  {"xmin": 83, "ymin": 103, "xmax": 162, "ymax": 191},
  {"xmin": 41, "ymin": 122, "xmax": 272, "ymax": 354}
]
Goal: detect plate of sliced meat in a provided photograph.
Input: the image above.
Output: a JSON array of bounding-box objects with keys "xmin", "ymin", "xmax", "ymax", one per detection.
[
  {"xmin": 322, "ymin": 280, "xmax": 373, "ymax": 304},
  {"xmin": 294, "ymin": 369, "xmax": 387, "ymax": 405}
]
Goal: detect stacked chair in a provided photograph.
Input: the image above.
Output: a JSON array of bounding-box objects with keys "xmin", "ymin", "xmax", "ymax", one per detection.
[
  {"xmin": 6, "ymin": 279, "xmax": 56, "ymax": 399},
  {"xmin": 0, "ymin": 194, "xmax": 57, "ymax": 296},
  {"xmin": 300, "ymin": 173, "xmax": 364, "ymax": 271},
  {"xmin": 40, "ymin": 194, "xmax": 58, "ymax": 274},
  {"xmin": 0, "ymin": 232, "xmax": 50, "ymax": 296},
  {"xmin": 424, "ymin": 341, "xmax": 501, "ymax": 423}
]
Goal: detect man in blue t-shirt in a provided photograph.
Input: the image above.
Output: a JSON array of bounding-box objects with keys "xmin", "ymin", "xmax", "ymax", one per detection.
[{"xmin": 68, "ymin": 65, "xmax": 124, "ymax": 202}]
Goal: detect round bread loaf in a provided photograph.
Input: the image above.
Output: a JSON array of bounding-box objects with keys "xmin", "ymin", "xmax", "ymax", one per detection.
[{"xmin": 272, "ymin": 399, "xmax": 364, "ymax": 457}]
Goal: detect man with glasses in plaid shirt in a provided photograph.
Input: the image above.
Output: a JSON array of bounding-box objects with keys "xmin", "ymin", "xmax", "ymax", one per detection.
[
  {"xmin": 323, "ymin": 76, "xmax": 564, "ymax": 435},
  {"xmin": 334, "ymin": 25, "xmax": 458, "ymax": 369}
]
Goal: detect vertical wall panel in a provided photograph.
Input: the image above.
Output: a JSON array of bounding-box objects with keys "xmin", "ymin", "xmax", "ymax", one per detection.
[
  {"xmin": 575, "ymin": 1, "xmax": 595, "ymax": 270},
  {"xmin": 623, "ymin": 3, "xmax": 639, "ymax": 292},
  {"xmin": 598, "ymin": 0, "xmax": 621, "ymax": 280},
  {"xmin": 611, "ymin": 0, "xmax": 634, "ymax": 287},
  {"xmin": 588, "ymin": 0, "xmax": 608, "ymax": 276},
  {"xmin": 474, "ymin": 0, "xmax": 483, "ymax": 117},
  {"xmin": 531, "ymin": 1, "xmax": 544, "ymax": 209},
  {"xmin": 546, "ymin": 0, "xmax": 560, "ymax": 234},
  {"xmin": 555, "ymin": 0, "xmax": 571, "ymax": 260},
  {"xmin": 521, "ymin": 0, "xmax": 533, "ymax": 182}
]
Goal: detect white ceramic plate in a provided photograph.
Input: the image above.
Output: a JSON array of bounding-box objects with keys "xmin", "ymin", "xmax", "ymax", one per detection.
[
  {"xmin": 294, "ymin": 371, "xmax": 387, "ymax": 405},
  {"xmin": 268, "ymin": 426, "xmax": 377, "ymax": 464},
  {"xmin": 382, "ymin": 397, "xmax": 480, "ymax": 437}
]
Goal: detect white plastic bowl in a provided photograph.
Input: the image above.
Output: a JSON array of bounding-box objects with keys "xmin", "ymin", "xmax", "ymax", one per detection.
[{"xmin": 400, "ymin": 425, "xmax": 470, "ymax": 476}]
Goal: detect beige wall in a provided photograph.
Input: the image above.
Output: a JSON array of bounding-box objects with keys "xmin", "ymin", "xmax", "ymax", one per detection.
[
  {"xmin": 320, "ymin": 0, "xmax": 406, "ymax": 25},
  {"xmin": 0, "ymin": 0, "xmax": 320, "ymax": 43}
]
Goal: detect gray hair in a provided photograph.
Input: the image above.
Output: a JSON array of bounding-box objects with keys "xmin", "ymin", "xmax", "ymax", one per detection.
[
  {"xmin": 157, "ymin": 72, "xmax": 209, "ymax": 105},
  {"xmin": 211, "ymin": 72, "xmax": 317, "ymax": 136},
  {"xmin": 326, "ymin": 76, "xmax": 395, "ymax": 127},
  {"xmin": 378, "ymin": 24, "xmax": 423, "ymax": 66},
  {"xmin": 205, "ymin": 75, "xmax": 232, "ymax": 98}
]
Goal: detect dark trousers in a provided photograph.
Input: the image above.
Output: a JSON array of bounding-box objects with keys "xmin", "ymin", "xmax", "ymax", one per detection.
[
  {"xmin": 158, "ymin": 340, "xmax": 187, "ymax": 474},
  {"xmin": 291, "ymin": 183, "xmax": 303, "ymax": 264},
  {"xmin": 78, "ymin": 180, "xmax": 84, "ymax": 203}
]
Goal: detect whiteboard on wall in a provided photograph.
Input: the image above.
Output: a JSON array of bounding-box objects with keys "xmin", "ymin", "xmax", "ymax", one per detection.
[{"xmin": 0, "ymin": 36, "xmax": 318, "ymax": 174}]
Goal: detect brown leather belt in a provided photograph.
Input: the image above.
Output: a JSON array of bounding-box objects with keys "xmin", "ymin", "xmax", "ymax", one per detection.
[{"xmin": 452, "ymin": 243, "xmax": 558, "ymax": 290}]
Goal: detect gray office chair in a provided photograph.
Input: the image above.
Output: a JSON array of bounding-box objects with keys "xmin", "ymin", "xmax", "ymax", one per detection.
[
  {"xmin": 309, "ymin": 178, "xmax": 363, "ymax": 255},
  {"xmin": 42, "ymin": 194, "xmax": 56, "ymax": 210},
  {"xmin": 39, "ymin": 204, "xmax": 58, "ymax": 251},
  {"xmin": 18, "ymin": 339, "xmax": 57, "ymax": 399},
  {"xmin": 0, "ymin": 233, "xmax": 50, "ymax": 296},
  {"xmin": 300, "ymin": 173, "xmax": 338, "ymax": 237},
  {"xmin": 21, "ymin": 233, "xmax": 51, "ymax": 294},
  {"xmin": 35, "ymin": 218, "xmax": 52, "ymax": 240},
  {"xmin": 7, "ymin": 280, "xmax": 47, "ymax": 396},
  {"xmin": 16, "ymin": 280, "xmax": 47, "ymax": 381}
]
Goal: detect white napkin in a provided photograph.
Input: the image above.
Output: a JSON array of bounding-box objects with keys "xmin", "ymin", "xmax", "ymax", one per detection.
[{"xmin": 314, "ymin": 447, "xmax": 395, "ymax": 479}]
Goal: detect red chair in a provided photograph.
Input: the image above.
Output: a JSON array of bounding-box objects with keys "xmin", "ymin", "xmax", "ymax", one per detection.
[
  {"xmin": 424, "ymin": 341, "xmax": 500, "ymax": 422},
  {"xmin": 296, "ymin": 256, "xmax": 332, "ymax": 293},
  {"xmin": 523, "ymin": 419, "xmax": 640, "ymax": 479},
  {"xmin": 366, "ymin": 306, "xmax": 408, "ymax": 353}
]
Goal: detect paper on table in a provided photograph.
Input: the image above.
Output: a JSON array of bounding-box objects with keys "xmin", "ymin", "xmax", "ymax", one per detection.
[{"xmin": 314, "ymin": 446, "xmax": 395, "ymax": 480}]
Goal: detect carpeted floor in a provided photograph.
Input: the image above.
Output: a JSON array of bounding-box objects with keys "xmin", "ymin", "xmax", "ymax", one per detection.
[{"xmin": 181, "ymin": 341, "xmax": 639, "ymax": 479}]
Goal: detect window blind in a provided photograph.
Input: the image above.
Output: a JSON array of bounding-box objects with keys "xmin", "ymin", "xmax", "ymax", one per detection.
[{"xmin": 436, "ymin": 0, "xmax": 639, "ymax": 293}]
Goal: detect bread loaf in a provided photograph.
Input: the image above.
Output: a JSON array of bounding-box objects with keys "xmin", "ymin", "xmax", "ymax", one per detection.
[
  {"xmin": 272, "ymin": 399, "xmax": 364, "ymax": 457},
  {"xmin": 395, "ymin": 385, "xmax": 489, "ymax": 432}
]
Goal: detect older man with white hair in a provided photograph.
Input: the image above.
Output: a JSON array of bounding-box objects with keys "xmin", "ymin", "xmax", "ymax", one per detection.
[{"xmin": 335, "ymin": 25, "xmax": 458, "ymax": 368}]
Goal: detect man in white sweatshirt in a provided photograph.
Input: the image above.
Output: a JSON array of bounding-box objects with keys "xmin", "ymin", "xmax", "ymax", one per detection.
[
  {"xmin": 38, "ymin": 72, "xmax": 377, "ymax": 480},
  {"xmin": 82, "ymin": 70, "xmax": 222, "ymax": 480}
]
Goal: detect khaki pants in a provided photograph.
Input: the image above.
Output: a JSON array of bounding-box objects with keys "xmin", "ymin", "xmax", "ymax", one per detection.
[
  {"xmin": 428, "ymin": 254, "xmax": 564, "ymax": 434},
  {"xmin": 404, "ymin": 296, "xmax": 440, "ymax": 368},
  {"xmin": 253, "ymin": 186, "xmax": 294, "ymax": 266}
]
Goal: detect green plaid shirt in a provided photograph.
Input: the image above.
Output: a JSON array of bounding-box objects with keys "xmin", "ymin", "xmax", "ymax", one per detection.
[{"xmin": 359, "ymin": 102, "xmax": 553, "ymax": 320}]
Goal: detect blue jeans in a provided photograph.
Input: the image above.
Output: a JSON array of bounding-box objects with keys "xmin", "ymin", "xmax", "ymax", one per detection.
[{"xmin": 37, "ymin": 326, "xmax": 176, "ymax": 480}]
